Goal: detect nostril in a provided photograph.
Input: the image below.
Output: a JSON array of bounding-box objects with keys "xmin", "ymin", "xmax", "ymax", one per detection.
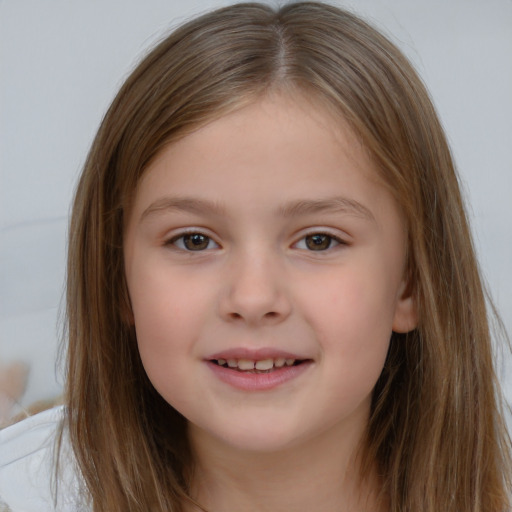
[{"xmin": 228, "ymin": 311, "xmax": 278, "ymax": 321}]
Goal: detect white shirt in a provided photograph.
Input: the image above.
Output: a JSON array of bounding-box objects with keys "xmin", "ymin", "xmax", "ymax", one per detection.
[{"xmin": 0, "ymin": 407, "xmax": 87, "ymax": 512}]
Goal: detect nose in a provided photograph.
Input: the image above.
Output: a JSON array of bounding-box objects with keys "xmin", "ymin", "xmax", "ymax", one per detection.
[{"xmin": 218, "ymin": 249, "xmax": 292, "ymax": 326}]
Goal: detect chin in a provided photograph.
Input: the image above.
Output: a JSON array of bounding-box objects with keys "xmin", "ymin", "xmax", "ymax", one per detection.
[{"xmin": 199, "ymin": 419, "xmax": 313, "ymax": 455}]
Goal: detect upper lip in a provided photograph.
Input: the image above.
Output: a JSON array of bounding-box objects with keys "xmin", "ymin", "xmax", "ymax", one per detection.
[{"xmin": 207, "ymin": 347, "xmax": 310, "ymax": 361}]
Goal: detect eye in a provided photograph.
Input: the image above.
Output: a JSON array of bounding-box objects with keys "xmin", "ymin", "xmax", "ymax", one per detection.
[
  {"xmin": 295, "ymin": 233, "xmax": 343, "ymax": 251},
  {"xmin": 168, "ymin": 232, "xmax": 219, "ymax": 251}
]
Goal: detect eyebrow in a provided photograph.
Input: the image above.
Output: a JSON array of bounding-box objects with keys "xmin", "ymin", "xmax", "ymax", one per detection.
[
  {"xmin": 278, "ymin": 196, "xmax": 375, "ymax": 222},
  {"xmin": 140, "ymin": 195, "xmax": 375, "ymax": 223},
  {"xmin": 140, "ymin": 197, "xmax": 226, "ymax": 222}
]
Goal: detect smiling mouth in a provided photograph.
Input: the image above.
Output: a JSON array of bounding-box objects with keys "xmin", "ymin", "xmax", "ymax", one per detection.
[{"xmin": 211, "ymin": 358, "xmax": 307, "ymax": 373}]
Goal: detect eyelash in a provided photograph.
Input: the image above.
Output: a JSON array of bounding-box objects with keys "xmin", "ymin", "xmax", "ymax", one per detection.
[
  {"xmin": 294, "ymin": 233, "xmax": 346, "ymax": 252},
  {"xmin": 166, "ymin": 231, "xmax": 220, "ymax": 251},
  {"xmin": 165, "ymin": 231, "xmax": 347, "ymax": 252}
]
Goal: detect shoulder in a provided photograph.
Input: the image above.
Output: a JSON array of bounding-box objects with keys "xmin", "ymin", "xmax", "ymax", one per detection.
[{"xmin": 0, "ymin": 406, "xmax": 88, "ymax": 512}]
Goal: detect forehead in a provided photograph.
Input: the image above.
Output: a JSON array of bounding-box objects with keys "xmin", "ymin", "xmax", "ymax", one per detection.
[
  {"xmin": 144, "ymin": 92, "xmax": 375, "ymax": 182},
  {"xmin": 128, "ymin": 93, "xmax": 398, "ymax": 228}
]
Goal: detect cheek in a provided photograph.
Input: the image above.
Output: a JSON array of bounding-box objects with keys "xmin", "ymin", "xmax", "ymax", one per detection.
[
  {"xmin": 299, "ymin": 268, "xmax": 395, "ymax": 374},
  {"xmin": 128, "ymin": 269, "xmax": 210, "ymax": 381},
  {"xmin": 131, "ymin": 286, "xmax": 201, "ymax": 410},
  {"xmin": 305, "ymin": 267, "xmax": 396, "ymax": 332}
]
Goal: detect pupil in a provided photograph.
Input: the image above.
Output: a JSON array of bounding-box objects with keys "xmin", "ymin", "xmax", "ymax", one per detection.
[
  {"xmin": 184, "ymin": 233, "xmax": 209, "ymax": 250},
  {"xmin": 306, "ymin": 234, "xmax": 330, "ymax": 251}
]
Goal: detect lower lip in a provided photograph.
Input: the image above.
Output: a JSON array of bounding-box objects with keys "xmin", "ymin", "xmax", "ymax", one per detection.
[{"xmin": 206, "ymin": 361, "xmax": 312, "ymax": 391}]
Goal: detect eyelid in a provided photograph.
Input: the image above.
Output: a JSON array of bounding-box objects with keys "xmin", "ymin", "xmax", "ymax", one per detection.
[
  {"xmin": 292, "ymin": 229, "xmax": 351, "ymax": 251},
  {"xmin": 162, "ymin": 227, "xmax": 350, "ymax": 252},
  {"xmin": 165, "ymin": 228, "xmax": 221, "ymax": 251}
]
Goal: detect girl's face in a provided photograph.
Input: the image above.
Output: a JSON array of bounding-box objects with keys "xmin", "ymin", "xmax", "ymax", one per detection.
[{"xmin": 124, "ymin": 94, "xmax": 416, "ymax": 454}]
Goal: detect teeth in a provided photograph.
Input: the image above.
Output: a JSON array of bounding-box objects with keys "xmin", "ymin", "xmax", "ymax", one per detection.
[
  {"xmin": 255, "ymin": 359, "xmax": 274, "ymax": 371},
  {"xmin": 238, "ymin": 359, "xmax": 255, "ymax": 370},
  {"xmin": 216, "ymin": 357, "xmax": 298, "ymax": 371},
  {"xmin": 274, "ymin": 358, "xmax": 286, "ymax": 368}
]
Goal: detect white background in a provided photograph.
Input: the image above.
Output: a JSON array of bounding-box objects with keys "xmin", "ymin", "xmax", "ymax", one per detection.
[{"xmin": 1, "ymin": 0, "xmax": 511, "ymax": 409}]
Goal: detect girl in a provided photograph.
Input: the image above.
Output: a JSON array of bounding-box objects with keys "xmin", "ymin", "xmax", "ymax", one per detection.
[{"xmin": 0, "ymin": 2, "xmax": 510, "ymax": 511}]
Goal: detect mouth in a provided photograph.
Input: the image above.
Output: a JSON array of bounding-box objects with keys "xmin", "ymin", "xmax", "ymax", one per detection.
[
  {"xmin": 210, "ymin": 357, "xmax": 308, "ymax": 373},
  {"xmin": 206, "ymin": 349, "xmax": 313, "ymax": 390}
]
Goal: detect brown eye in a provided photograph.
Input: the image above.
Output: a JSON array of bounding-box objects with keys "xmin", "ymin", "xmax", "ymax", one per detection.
[
  {"xmin": 170, "ymin": 233, "xmax": 218, "ymax": 251},
  {"xmin": 300, "ymin": 234, "xmax": 341, "ymax": 251},
  {"xmin": 183, "ymin": 233, "xmax": 210, "ymax": 250}
]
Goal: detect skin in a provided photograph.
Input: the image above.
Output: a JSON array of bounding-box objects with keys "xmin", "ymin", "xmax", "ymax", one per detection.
[{"xmin": 124, "ymin": 93, "xmax": 416, "ymax": 511}]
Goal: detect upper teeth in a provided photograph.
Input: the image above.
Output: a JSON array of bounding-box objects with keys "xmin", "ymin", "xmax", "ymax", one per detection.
[{"xmin": 216, "ymin": 358, "xmax": 296, "ymax": 370}]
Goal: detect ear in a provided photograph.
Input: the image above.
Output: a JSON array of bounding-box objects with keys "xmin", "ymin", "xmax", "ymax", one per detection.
[{"xmin": 392, "ymin": 278, "xmax": 418, "ymax": 333}]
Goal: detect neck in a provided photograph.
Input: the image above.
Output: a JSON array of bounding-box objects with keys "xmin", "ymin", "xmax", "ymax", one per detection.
[{"xmin": 185, "ymin": 423, "xmax": 386, "ymax": 512}]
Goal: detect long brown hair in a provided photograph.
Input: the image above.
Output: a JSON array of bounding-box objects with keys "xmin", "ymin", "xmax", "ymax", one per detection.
[{"xmin": 64, "ymin": 2, "xmax": 511, "ymax": 510}]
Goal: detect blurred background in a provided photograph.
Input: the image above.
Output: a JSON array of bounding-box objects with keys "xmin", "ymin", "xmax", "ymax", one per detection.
[{"xmin": 1, "ymin": 0, "xmax": 511, "ymax": 420}]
